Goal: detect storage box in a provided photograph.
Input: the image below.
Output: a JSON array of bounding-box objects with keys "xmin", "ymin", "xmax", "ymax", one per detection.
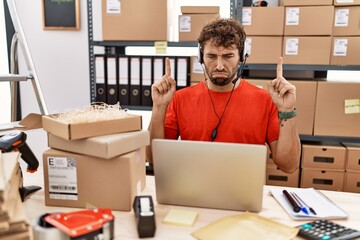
[
  {"xmin": 247, "ymin": 79, "xmax": 317, "ymax": 135},
  {"xmin": 333, "ymin": 7, "xmax": 360, "ymax": 36},
  {"xmin": 246, "ymin": 37, "xmax": 283, "ymax": 64},
  {"xmin": 343, "ymin": 143, "xmax": 360, "ymax": 171},
  {"xmin": 43, "ymin": 148, "xmax": 146, "ymax": 211},
  {"xmin": 48, "ymin": 130, "xmax": 149, "ymax": 159},
  {"xmin": 301, "ymin": 142, "xmax": 346, "ymax": 170},
  {"xmin": 42, "ymin": 114, "xmax": 142, "ymax": 140},
  {"xmin": 283, "ymin": 37, "xmax": 331, "ymax": 65},
  {"xmin": 242, "ymin": 7, "xmax": 284, "ymax": 35},
  {"xmin": 314, "ymin": 82, "xmax": 360, "ymax": 137},
  {"xmin": 330, "ymin": 37, "xmax": 360, "ymax": 66},
  {"xmin": 190, "ymin": 56, "xmax": 205, "ymax": 83},
  {"xmin": 283, "ymin": 0, "xmax": 333, "ymax": 6},
  {"xmin": 300, "ymin": 169, "xmax": 345, "ymax": 191},
  {"xmin": 344, "ymin": 171, "xmax": 360, "ymax": 193},
  {"xmin": 102, "ymin": 0, "xmax": 167, "ymax": 41},
  {"xmin": 334, "ymin": 0, "xmax": 360, "ymax": 6},
  {"xmin": 179, "ymin": 6, "xmax": 220, "ymax": 41},
  {"xmin": 266, "ymin": 165, "xmax": 300, "ymax": 187},
  {"xmin": 284, "ymin": 6, "xmax": 334, "ymax": 36}
]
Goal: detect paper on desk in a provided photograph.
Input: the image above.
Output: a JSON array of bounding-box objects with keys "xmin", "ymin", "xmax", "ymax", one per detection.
[
  {"xmin": 192, "ymin": 212, "xmax": 298, "ymax": 240},
  {"xmin": 163, "ymin": 209, "xmax": 198, "ymax": 227},
  {"xmin": 270, "ymin": 188, "xmax": 348, "ymax": 220}
]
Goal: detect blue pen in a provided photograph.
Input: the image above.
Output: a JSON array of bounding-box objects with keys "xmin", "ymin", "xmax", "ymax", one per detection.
[{"xmin": 291, "ymin": 192, "xmax": 309, "ymax": 215}]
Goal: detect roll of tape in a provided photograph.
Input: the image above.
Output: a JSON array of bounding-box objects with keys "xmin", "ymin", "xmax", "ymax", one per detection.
[{"xmin": 32, "ymin": 214, "xmax": 66, "ymax": 240}]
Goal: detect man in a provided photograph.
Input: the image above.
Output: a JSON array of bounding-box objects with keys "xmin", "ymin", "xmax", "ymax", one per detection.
[{"xmin": 147, "ymin": 18, "xmax": 300, "ymax": 173}]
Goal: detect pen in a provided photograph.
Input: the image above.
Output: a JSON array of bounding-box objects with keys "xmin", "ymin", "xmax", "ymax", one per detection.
[
  {"xmin": 282, "ymin": 190, "xmax": 301, "ymax": 213},
  {"xmin": 291, "ymin": 192, "xmax": 309, "ymax": 215},
  {"xmin": 292, "ymin": 192, "xmax": 317, "ymax": 215}
]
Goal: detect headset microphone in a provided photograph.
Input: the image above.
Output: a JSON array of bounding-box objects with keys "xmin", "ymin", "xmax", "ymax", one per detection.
[{"xmin": 232, "ymin": 53, "xmax": 248, "ymax": 85}]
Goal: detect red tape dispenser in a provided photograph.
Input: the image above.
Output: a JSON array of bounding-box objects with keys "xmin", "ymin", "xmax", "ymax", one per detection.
[{"xmin": 36, "ymin": 208, "xmax": 114, "ymax": 240}]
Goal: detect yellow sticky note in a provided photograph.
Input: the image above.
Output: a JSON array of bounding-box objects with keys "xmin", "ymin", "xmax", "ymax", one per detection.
[
  {"xmin": 155, "ymin": 41, "xmax": 167, "ymax": 54},
  {"xmin": 163, "ymin": 209, "xmax": 198, "ymax": 227},
  {"xmin": 344, "ymin": 99, "xmax": 360, "ymax": 114}
]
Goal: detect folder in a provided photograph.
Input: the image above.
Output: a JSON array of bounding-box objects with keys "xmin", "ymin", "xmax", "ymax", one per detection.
[
  {"xmin": 168, "ymin": 56, "xmax": 176, "ymax": 80},
  {"xmin": 141, "ymin": 57, "xmax": 152, "ymax": 106},
  {"xmin": 176, "ymin": 57, "xmax": 190, "ymax": 90},
  {"xmin": 153, "ymin": 57, "xmax": 164, "ymax": 84},
  {"xmin": 118, "ymin": 56, "xmax": 129, "ymax": 106},
  {"xmin": 106, "ymin": 55, "xmax": 118, "ymax": 105},
  {"xmin": 130, "ymin": 56, "xmax": 141, "ymax": 106},
  {"xmin": 95, "ymin": 54, "xmax": 106, "ymax": 103}
]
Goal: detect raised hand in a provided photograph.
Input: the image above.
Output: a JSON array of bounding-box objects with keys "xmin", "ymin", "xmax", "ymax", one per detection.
[
  {"xmin": 151, "ymin": 57, "xmax": 177, "ymax": 108},
  {"xmin": 268, "ymin": 57, "xmax": 296, "ymax": 112}
]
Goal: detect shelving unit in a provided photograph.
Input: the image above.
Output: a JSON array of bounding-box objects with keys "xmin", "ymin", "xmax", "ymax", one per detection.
[{"xmin": 86, "ymin": 0, "xmax": 360, "ymax": 143}]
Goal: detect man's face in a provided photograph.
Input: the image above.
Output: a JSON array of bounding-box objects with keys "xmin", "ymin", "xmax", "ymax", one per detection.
[{"xmin": 202, "ymin": 41, "xmax": 240, "ymax": 87}]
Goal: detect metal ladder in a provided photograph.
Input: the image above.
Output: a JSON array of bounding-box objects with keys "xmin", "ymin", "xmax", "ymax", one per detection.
[{"xmin": 0, "ymin": 0, "xmax": 48, "ymax": 124}]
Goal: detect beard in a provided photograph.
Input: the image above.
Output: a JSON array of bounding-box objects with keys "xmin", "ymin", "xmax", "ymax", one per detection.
[{"xmin": 208, "ymin": 70, "xmax": 238, "ymax": 87}]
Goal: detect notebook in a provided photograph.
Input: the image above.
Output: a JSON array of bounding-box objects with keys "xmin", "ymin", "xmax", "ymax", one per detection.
[{"xmin": 152, "ymin": 139, "xmax": 267, "ymax": 212}]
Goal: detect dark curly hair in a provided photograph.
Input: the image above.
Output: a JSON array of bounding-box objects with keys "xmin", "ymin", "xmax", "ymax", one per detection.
[{"xmin": 197, "ymin": 18, "xmax": 246, "ymax": 61}]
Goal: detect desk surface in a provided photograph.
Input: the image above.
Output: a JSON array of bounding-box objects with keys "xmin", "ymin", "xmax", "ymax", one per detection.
[{"xmin": 23, "ymin": 173, "xmax": 360, "ymax": 240}]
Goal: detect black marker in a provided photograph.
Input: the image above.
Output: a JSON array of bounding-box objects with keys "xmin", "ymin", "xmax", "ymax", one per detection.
[{"xmin": 283, "ymin": 190, "xmax": 301, "ymax": 213}]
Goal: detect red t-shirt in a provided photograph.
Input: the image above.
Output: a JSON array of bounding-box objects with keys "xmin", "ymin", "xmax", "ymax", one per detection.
[{"xmin": 164, "ymin": 80, "xmax": 279, "ymax": 145}]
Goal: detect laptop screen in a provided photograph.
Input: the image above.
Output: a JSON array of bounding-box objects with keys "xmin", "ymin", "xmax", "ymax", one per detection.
[{"xmin": 152, "ymin": 139, "xmax": 267, "ymax": 212}]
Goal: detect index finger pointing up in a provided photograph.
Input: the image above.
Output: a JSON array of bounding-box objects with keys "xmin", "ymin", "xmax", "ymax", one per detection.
[
  {"xmin": 165, "ymin": 57, "xmax": 171, "ymax": 77},
  {"xmin": 277, "ymin": 57, "xmax": 283, "ymax": 78}
]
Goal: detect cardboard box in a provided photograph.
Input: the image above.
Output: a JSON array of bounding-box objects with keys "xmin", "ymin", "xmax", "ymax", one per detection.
[
  {"xmin": 190, "ymin": 56, "xmax": 205, "ymax": 83},
  {"xmin": 242, "ymin": 7, "xmax": 284, "ymax": 35},
  {"xmin": 246, "ymin": 36, "xmax": 283, "ymax": 64},
  {"xmin": 333, "ymin": 7, "xmax": 360, "ymax": 36},
  {"xmin": 0, "ymin": 113, "xmax": 42, "ymax": 133},
  {"xmin": 43, "ymin": 148, "xmax": 146, "ymax": 211},
  {"xmin": 247, "ymin": 79, "xmax": 317, "ymax": 135},
  {"xmin": 179, "ymin": 6, "xmax": 220, "ymax": 41},
  {"xmin": 102, "ymin": 0, "xmax": 167, "ymax": 41},
  {"xmin": 343, "ymin": 143, "xmax": 360, "ymax": 171},
  {"xmin": 283, "ymin": 0, "xmax": 333, "ymax": 6},
  {"xmin": 48, "ymin": 130, "xmax": 149, "ymax": 159},
  {"xmin": 266, "ymin": 165, "xmax": 300, "ymax": 187},
  {"xmin": 301, "ymin": 142, "xmax": 346, "ymax": 170},
  {"xmin": 330, "ymin": 37, "xmax": 360, "ymax": 66},
  {"xmin": 42, "ymin": 114, "xmax": 142, "ymax": 140},
  {"xmin": 284, "ymin": 6, "xmax": 334, "ymax": 36},
  {"xmin": 314, "ymin": 82, "xmax": 360, "ymax": 137},
  {"xmin": 344, "ymin": 170, "xmax": 360, "ymax": 193},
  {"xmin": 283, "ymin": 37, "xmax": 331, "ymax": 65},
  {"xmin": 334, "ymin": 0, "xmax": 360, "ymax": 6},
  {"xmin": 300, "ymin": 169, "xmax": 345, "ymax": 191}
]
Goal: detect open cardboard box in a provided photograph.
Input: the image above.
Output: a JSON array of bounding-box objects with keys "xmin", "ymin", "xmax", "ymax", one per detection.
[{"xmin": 0, "ymin": 113, "xmax": 42, "ymax": 133}]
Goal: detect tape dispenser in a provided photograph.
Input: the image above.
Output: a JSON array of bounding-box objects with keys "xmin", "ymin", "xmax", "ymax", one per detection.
[{"xmin": 133, "ymin": 195, "xmax": 156, "ymax": 238}]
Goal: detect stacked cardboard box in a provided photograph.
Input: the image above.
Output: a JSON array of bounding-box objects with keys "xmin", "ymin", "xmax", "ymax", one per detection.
[
  {"xmin": 0, "ymin": 152, "xmax": 31, "ymax": 239},
  {"xmin": 42, "ymin": 113, "xmax": 149, "ymax": 211},
  {"xmin": 342, "ymin": 143, "xmax": 360, "ymax": 193}
]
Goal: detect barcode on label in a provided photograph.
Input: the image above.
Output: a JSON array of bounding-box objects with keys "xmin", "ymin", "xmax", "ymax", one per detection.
[{"xmin": 51, "ymin": 185, "xmax": 77, "ymax": 191}]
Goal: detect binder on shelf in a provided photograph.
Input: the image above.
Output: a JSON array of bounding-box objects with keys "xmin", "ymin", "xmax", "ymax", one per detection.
[
  {"xmin": 118, "ymin": 56, "xmax": 129, "ymax": 106},
  {"xmin": 141, "ymin": 57, "xmax": 152, "ymax": 106},
  {"xmin": 176, "ymin": 57, "xmax": 190, "ymax": 90},
  {"xmin": 153, "ymin": 57, "xmax": 164, "ymax": 84},
  {"xmin": 169, "ymin": 56, "xmax": 176, "ymax": 80},
  {"xmin": 106, "ymin": 55, "xmax": 118, "ymax": 105},
  {"xmin": 130, "ymin": 56, "xmax": 141, "ymax": 106},
  {"xmin": 95, "ymin": 54, "xmax": 106, "ymax": 103}
]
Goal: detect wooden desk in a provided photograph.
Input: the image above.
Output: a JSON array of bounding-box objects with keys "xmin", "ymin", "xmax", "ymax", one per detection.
[{"xmin": 24, "ymin": 173, "xmax": 360, "ymax": 240}]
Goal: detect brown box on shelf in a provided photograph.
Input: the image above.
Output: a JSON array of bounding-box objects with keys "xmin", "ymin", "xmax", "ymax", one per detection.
[
  {"xmin": 179, "ymin": 6, "xmax": 220, "ymax": 41},
  {"xmin": 246, "ymin": 36, "xmax": 283, "ymax": 64},
  {"xmin": 43, "ymin": 148, "xmax": 146, "ymax": 211},
  {"xmin": 283, "ymin": 36, "xmax": 331, "ymax": 65},
  {"xmin": 190, "ymin": 56, "xmax": 204, "ymax": 83},
  {"xmin": 343, "ymin": 143, "xmax": 360, "ymax": 171},
  {"xmin": 301, "ymin": 142, "xmax": 346, "ymax": 170},
  {"xmin": 314, "ymin": 81, "xmax": 360, "ymax": 138},
  {"xmin": 284, "ymin": 6, "xmax": 334, "ymax": 36},
  {"xmin": 344, "ymin": 170, "xmax": 360, "ymax": 193},
  {"xmin": 102, "ymin": 0, "xmax": 167, "ymax": 41},
  {"xmin": 242, "ymin": 7, "xmax": 284, "ymax": 35},
  {"xmin": 48, "ymin": 130, "xmax": 149, "ymax": 159},
  {"xmin": 42, "ymin": 114, "xmax": 142, "ymax": 140},
  {"xmin": 334, "ymin": 0, "xmax": 360, "ymax": 6},
  {"xmin": 266, "ymin": 164, "xmax": 300, "ymax": 187},
  {"xmin": 333, "ymin": 7, "xmax": 360, "ymax": 36},
  {"xmin": 300, "ymin": 168, "xmax": 345, "ymax": 191},
  {"xmin": 247, "ymin": 79, "xmax": 317, "ymax": 135},
  {"xmin": 330, "ymin": 37, "xmax": 360, "ymax": 66},
  {"xmin": 283, "ymin": 0, "xmax": 333, "ymax": 6}
]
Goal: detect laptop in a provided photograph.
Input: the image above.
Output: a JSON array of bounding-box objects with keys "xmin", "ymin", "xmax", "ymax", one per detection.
[{"xmin": 152, "ymin": 139, "xmax": 267, "ymax": 212}]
